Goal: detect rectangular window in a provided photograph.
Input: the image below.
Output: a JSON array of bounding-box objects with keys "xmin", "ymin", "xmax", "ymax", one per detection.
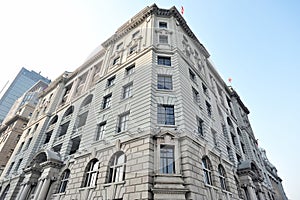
[
  {"xmin": 132, "ymin": 30, "xmax": 139, "ymax": 38},
  {"xmin": 102, "ymin": 93, "xmax": 112, "ymax": 109},
  {"xmin": 159, "ymin": 35, "xmax": 168, "ymax": 44},
  {"xmin": 197, "ymin": 117, "xmax": 204, "ymax": 136},
  {"xmin": 129, "ymin": 45, "xmax": 137, "ymax": 55},
  {"xmin": 96, "ymin": 122, "xmax": 106, "ymax": 140},
  {"xmin": 6, "ymin": 162, "xmax": 15, "ymax": 175},
  {"xmin": 122, "ymin": 83, "xmax": 133, "ymax": 99},
  {"xmin": 125, "ymin": 64, "xmax": 135, "ymax": 76},
  {"xmin": 107, "ymin": 75, "xmax": 116, "ymax": 87},
  {"xmin": 113, "ymin": 57, "xmax": 120, "ymax": 65},
  {"xmin": 17, "ymin": 142, "xmax": 24, "ymax": 153},
  {"xmin": 157, "ymin": 75, "xmax": 172, "ymax": 90},
  {"xmin": 159, "ymin": 22, "xmax": 168, "ymax": 28},
  {"xmin": 24, "ymin": 137, "xmax": 32, "ymax": 150},
  {"xmin": 192, "ymin": 87, "xmax": 199, "ymax": 103},
  {"xmin": 157, "ymin": 56, "xmax": 171, "ymax": 66},
  {"xmin": 189, "ymin": 69, "xmax": 196, "ymax": 82},
  {"xmin": 160, "ymin": 145, "xmax": 175, "ymax": 174},
  {"xmin": 53, "ymin": 144, "xmax": 62, "ymax": 153},
  {"xmin": 116, "ymin": 42, "xmax": 123, "ymax": 50},
  {"xmin": 118, "ymin": 112, "xmax": 130, "ymax": 133},
  {"xmin": 157, "ymin": 104, "xmax": 175, "ymax": 125},
  {"xmin": 69, "ymin": 136, "xmax": 81, "ymax": 155},
  {"xmin": 59, "ymin": 122, "xmax": 70, "ymax": 137},
  {"xmin": 14, "ymin": 159, "xmax": 23, "ymax": 171},
  {"xmin": 205, "ymin": 101, "xmax": 212, "ymax": 117},
  {"xmin": 202, "ymin": 83, "xmax": 209, "ymax": 96}
]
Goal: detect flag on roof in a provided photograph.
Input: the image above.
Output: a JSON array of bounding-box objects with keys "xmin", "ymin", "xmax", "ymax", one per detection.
[{"xmin": 181, "ymin": 6, "xmax": 184, "ymax": 15}]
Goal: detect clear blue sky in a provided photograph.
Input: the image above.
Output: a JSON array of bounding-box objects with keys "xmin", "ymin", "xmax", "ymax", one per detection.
[{"xmin": 0, "ymin": 1, "xmax": 298, "ymax": 199}]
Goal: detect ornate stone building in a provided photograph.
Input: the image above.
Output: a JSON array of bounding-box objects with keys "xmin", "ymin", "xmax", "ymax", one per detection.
[
  {"xmin": 0, "ymin": 4, "xmax": 287, "ymax": 200},
  {"xmin": 0, "ymin": 81, "xmax": 49, "ymax": 176}
]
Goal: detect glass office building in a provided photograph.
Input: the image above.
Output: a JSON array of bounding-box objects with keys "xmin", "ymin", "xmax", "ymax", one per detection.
[{"xmin": 0, "ymin": 67, "xmax": 51, "ymax": 124}]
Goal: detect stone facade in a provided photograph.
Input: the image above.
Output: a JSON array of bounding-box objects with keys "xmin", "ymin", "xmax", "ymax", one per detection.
[
  {"xmin": 0, "ymin": 81, "xmax": 49, "ymax": 176},
  {"xmin": 0, "ymin": 4, "xmax": 287, "ymax": 200}
]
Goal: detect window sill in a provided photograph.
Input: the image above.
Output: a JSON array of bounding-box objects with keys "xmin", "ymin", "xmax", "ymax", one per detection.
[
  {"xmin": 53, "ymin": 192, "xmax": 66, "ymax": 197},
  {"xmin": 105, "ymin": 84, "xmax": 115, "ymax": 90},
  {"xmin": 99, "ymin": 107, "xmax": 111, "ymax": 114},
  {"xmin": 79, "ymin": 185, "xmax": 96, "ymax": 191},
  {"xmin": 204, "ymin": 184, "xmax": 219, "ymax": 190},
  {"xmin": 156, "ymin": 88, "xmax": 174, "ymax": 92},
  {"xmin": 120, "ymin": 95, "xmax": 133, "ymax": 102},
  {"xmin": 156, "ymin": 64, "xmax": 172, "ymax": 68},
  {"xmin": 157, "ymin": 124, "xmax": 177, "ymax": 128},
  {"xmin": 103, "ymin": 181, "xmax": 125, "ymax": 187}
]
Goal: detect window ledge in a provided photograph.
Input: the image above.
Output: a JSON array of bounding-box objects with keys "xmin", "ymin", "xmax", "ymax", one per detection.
[
  {"xmin": 99, "ymin": 107, "xmax": 111, "ymax": 114},
  {"xmin": 120, "ymin": 95, "xmax": 133, "ymax": 102},
  {"xmin": 156, "ymin": 88, "xmax": 174, "ymax": 92},
  {"xmin": 204, "ymin": 184, "xmax": 218, "ymax": 190},
  {"xmin": 78, "ymin": 185, "xmax": 96, "ymax": 191},
  {"xmin": 156, "ymin": 64, "xmax": 172, "ymax": 68},
  {"xmin": 105, "ymin": 84, "xmax": 115, "ymax": 90},
  {"xmin": 103, "ymin": 181, "xmax": 125, "ymax": 187},
  {"xmin": 53, "ymin": 192, "xmax": 66, "ymax": 197},
  {"xmin": 157, "ymin": 124, "xmax": 177, "ymax": 128},
  {"xmin": 222, "ymin": 189, "xmax": 232, "ymax": 195}
]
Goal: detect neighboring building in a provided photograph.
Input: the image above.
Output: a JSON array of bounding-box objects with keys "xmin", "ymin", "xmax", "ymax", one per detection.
[
  {"xmin": 0, "ymin": 4, "xmax": 287, "ymax": 200},
  {"xmin": 0, "ymin": 67, "xmax": 51, "ymax": 124},
  {"xmin": 0, "ymin": 81, "xmax": 49, "ymax": 176},
  {"xmin": 260, "ymin": 148, "xmax": 288, "ymax": 200}
]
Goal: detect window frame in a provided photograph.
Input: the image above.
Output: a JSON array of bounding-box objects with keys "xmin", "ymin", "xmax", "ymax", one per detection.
[
  {"xmin": 160, "ymin": 145, "xmax": 175, "ymax": 174},
  {"xmin": 117, "ymin": 112, "xmax": 130, "ymax": 133},
  {"xmin": 197, "ymin": 117, "xmax": 204, "ymax": 137},
  {"xmin": 218, "ymin": 165, "xmax": 228, "ymax": 191},
  {"xmin": 83, "ymin": 159, "xmax": 100, "ymax": 188},
  {"xmin": 157, "ymin": 56, "xmax": 171, "ymax": 66},
  {"xmin": 107, "ymin": 75, "xmax": 116, "ymax": 87},
  {"xmin": 108, "ymin": 152, "xmax": 126, "ymax": 183},
  {"xmin": 122, "ymin": 83, "xmax": 133, "ymax": 99},
  {"xmin": 125, "ymin": 64, "xmax": 135, "ymax": 76},
  {"xmin": 157, "ymin": 104, "xmax": 175, "ymax": 125},
  {"xmin": 202, "ymin": 156, "xmax": 213, "ymax": 185},
  {"xmin": 96, "ymin": 121, "xmax": 106, "ymax": 141},
  {"xmin": 102, "ymin": 93, "xmax": 112, "ymax": 109},
  {"xmin": 112, "ymin": 56, "xmax": 120, "ymax": 65},
  {"xmin": 157, "ymin": 75, "xmax": 173, "ymax": 90},
  {"xmin": 57, "ymin": 169, "xmax": 70, "ymax": 193},
  {"xmin": 159, "ymin": 21, "xmax": 168, "ymax": 28}
]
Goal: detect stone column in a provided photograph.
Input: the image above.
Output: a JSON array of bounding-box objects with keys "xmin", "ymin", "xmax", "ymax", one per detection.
[
  {"xmin": 19, "ymin": 183, "xmax": 31, "ymax": 200},
  {"xmin": 33, "ymin": 179, "xmax": 44, "ymax": 200},
  {"xmin": 37, "ymin": 178, "xmax": 51, "ymax": 200},
  {"xmin": 15, "ymin": 184, "xmax": 25, "ymax": 200},
  {"xmin": 247, "ymin": 185, "xmax": 258, "ymax": 200}
]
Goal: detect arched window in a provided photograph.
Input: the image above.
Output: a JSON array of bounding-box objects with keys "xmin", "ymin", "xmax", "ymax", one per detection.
[
  {"xmin": 108, "ymin": 152, "xmax": 126, "ymax": 183},
  {"xmin": 0, "ymin": 184, "xmax": 10, "ymax": 200},
  {"xmin": 83, "ymin": 159, "xmax": 99, "ymax": 187},
  {"xmin": 63, "ymin": 106, "xmax": 74, "ymax": 118},
  {"xmin": 57, "ymin": 169, "xmax": 70, "ymax": 193},
  {"xmin": 218, "ymin": 164, "xmax": 228, "ymax": 190},
  {"xmin": 202, "ymin": 156, "xmax": 212, "ymax": 185}
]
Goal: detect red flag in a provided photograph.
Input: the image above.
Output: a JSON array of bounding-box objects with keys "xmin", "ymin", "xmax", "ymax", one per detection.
[
  {"xmin": 228, "ymin": 77, "xmax": 232, "ymax": 83},
  {"xmin": 181, "ymin": 6, "xmax": 184, "ymax": 15}
]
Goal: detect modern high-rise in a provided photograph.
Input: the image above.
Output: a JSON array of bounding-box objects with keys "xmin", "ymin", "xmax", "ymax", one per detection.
[
  {"xmin": 0, "ymin": 4, "xmax": 287, "ymax": 200},
  {"xmin": 0, "ymin": 67, "xmax": 51, "ymax": 124},
  {"xmin": 0, "ymin": 81, "xmax": 49, "ymax": 176}
]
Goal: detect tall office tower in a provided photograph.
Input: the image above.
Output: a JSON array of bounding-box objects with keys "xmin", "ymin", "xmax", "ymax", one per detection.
[
  {"xmin": 0, "ymin": 4, "xmax": 287, "ymax": 200},
  {"xmin": 0, "ymin": 67, "xmax": 51, "ymax": 124},
  {"xmin": 0, "ymin": 81, "xmax": 49, "ymax": 176}
]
